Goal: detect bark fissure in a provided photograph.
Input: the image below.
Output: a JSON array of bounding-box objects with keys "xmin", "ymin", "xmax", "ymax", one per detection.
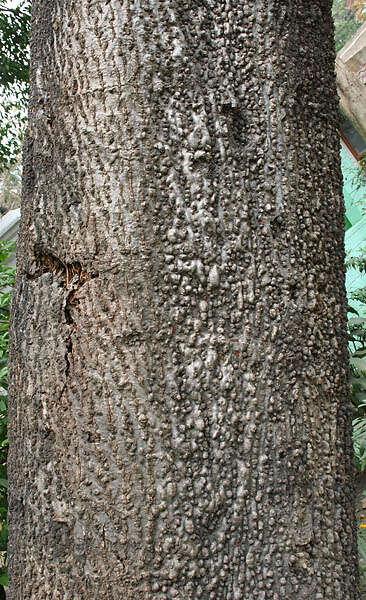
[
  {"xmin": 28, "ymin": 249, "xmax": 98, "ymax": 289},
  {"xmin": 64, "ymin": 337, "xmax": 73, "ymax": 378}
]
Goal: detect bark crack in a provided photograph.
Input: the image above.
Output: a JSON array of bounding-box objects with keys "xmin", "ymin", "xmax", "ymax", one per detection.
[
  {"xmin": 64, "ymin": 337, "xmax": 73, "ymax": 378},
  {"xmin": 27, "ymin": 248, "xmax": 98, "ymax": 291},
  {"xmin": 27, "ymin": 249, "xmax": 98, "ymax": 378}
]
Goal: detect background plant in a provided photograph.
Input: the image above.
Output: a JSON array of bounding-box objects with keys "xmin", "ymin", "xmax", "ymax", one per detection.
[
  {"xmin": 0, "ymin": 241, "xmax": 15, "ymax": 592},
  {"xmin": 346, "ymin": 250, "xmax": 366, "ymax": 597},
  {"xmin": 332, "ymin": 0, "xmax": 365, "ymax": 52},
  {"xmin": 0, "ymin": 0, "xmax": 30, "ymax": 171}
]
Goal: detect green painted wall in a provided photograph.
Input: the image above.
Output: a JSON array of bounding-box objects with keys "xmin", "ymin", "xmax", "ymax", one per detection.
[
  {"xmin": 343, "ymin": 148, "xmax": 365, "ymax": 229},
  {"xmin": 343, "ymin": 147, "xmax": 366, "ymax": 313}
]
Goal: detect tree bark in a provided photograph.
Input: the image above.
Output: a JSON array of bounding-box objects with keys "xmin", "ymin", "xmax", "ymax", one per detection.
[{"xmin": 8, "ymin": 1, "xmax": 359, "ymax": 598}]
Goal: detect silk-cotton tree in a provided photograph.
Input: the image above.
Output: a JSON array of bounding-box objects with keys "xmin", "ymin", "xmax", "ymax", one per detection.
[{"xmin": 8, "ymin": 1, "xmax": 359, "ymax": 599}]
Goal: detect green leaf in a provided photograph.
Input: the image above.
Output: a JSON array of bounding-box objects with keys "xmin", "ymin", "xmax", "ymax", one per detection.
[
  {"xmin": 350, "ymin": 375, "xmax": 366, "ymax": 386},
  {"xmin": 348, "ymin": 306, "xmax": 360, "ymax": 315},
  {"xmin": 352, "ymin": 349, "xmax": 366, "ymax": 359},
  {"xmin": 0, "ymin": 569, "xmax": 8, "ymax": 587},
  {"xmin": 355, "ymin": 393, "xmax": 366, "ymax": 404},
  {"xmin": 350, "ymin": 358, "xmax": 366, "ymax": 373}
]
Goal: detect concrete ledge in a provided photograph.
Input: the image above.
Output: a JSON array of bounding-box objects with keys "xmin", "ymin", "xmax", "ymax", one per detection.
[
  {"xmin": 338, "ymin": 22, "xmax": 366, "ymax": 75},
  {"xmin": 0, "ymin": 209, "xmax": 20, "ymax": 268},
  {"xmin": 337, "ymin": 56, "xmax": 366, "ymax": 141},
  {"xmin": 336, "ymin": 23, "xmax": 366, "ymax": 142}
]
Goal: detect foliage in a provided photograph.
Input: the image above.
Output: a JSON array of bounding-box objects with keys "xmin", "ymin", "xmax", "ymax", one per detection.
[
  {"xmin": 0, "ymin": 88, "xmax": 28, "ymax": 172},
  {"xmin": 0, "ymin": 241, "xmax": 15, "ymax": 589},
  {"xmin": 0, "ymin": 0, "xmax": 30, "ymax": 171},
  {"xmin": 357, "ymin": 155, "xmax": 366, "ymax": 187},
  {"xmin": 347, "ymin": 244, "xmax": 366, "ymax": 307},
  {"xmin": 332, "ymin": 0, "xmax": 363, "ymax": 52},
  {"xmin": 354, "ymin": 417, "xmax": 366, "ymax": 472},
  {"xmin": 348, "ymin": 264, "xmax": 366, "ymax": 465},
  {"xmin": 348, "ymin": 303, "xmax": 366, "ymax": 467},
  {"xmin": 0, "ymin": 0, "xmax": 29, "ymax": 87},
  {"xmin": 349, "ymin": 156, "xmax": 366, "ymax": 204},
  {"xmin": 347, "ymin": 255, "xmax": 366, "ymax": 595},
  {"xmin": 347, "ymin": 1, "xmax": 366, "ymax": 23}
]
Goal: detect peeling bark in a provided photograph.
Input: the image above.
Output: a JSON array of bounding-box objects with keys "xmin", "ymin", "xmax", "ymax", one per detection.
[{"xmin": 8, "ymin": 1, "xmax": 359, "ymax": 599}]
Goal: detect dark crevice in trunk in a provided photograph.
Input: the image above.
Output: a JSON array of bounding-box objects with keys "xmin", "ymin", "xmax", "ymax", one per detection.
[
  {"xmin": 64, "ymin": 290, "xmax": 80, "ymax": 325},
  {"xmin": 26, "ymin": 249, "xmax": 90, "ymax": 376},
  {"xmin": 27, "ymin": 247, "xmax": 98, "ymax": 289},
  {"xmin": 64, "ymin": 337, "xmax": 73, "ymax": 378}
]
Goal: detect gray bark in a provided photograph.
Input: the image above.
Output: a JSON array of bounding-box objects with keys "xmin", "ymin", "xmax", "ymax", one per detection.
[{"xmin": 8, "ymin": 1, "xmax": 359, "ymax": 599}]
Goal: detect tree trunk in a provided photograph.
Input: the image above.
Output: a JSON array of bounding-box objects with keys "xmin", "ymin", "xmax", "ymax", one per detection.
[{"xmin": 8, "ymin": 1, "xmax": 359, "ymax": 598}]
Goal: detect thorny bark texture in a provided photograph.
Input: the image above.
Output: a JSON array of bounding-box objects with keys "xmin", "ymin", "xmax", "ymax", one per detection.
[{"xmin": 8, "ymin": 1, "xmax": 359, "ymax": 599}]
